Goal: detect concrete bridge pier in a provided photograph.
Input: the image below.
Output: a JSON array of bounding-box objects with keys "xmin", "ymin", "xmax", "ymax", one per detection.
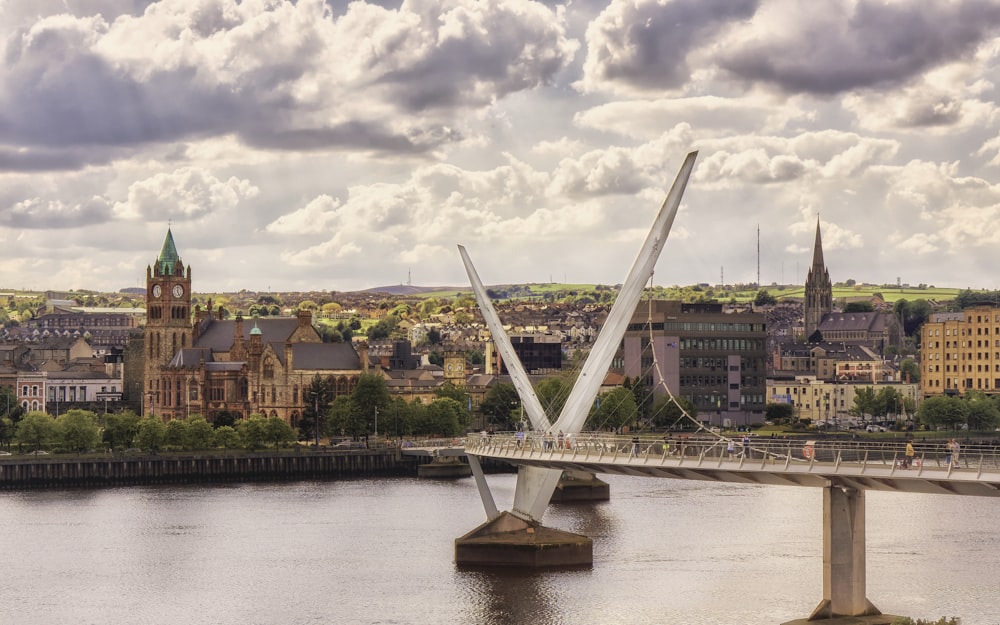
[
  {"xmin": 802, "ymin": 485, "xmax": 896, "ymax": 623},
  {"xmin": 550, "ymin": 471, "xmax": 610, "ymax": 502}
]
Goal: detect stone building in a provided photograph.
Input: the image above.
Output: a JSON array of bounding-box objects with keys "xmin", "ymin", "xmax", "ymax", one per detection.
[{"xmin": 143, "ymin": 229, "xmax": 368, "ymax": 424}]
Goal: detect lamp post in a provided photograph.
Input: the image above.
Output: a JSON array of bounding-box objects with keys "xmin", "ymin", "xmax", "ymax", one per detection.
[
  {"xmin": 313, "ymin": 390, "xmax": 320, "ymax": 449},
  {"xmin": 374, "ymin": 405, "xmax": 378, "ymax": 439}
]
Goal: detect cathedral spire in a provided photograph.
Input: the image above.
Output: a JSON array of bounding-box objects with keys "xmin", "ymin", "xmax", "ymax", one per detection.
[
  {"xmin": 157, "ymin": 227, "xmax": 180, "ymax": 276},
  {"xmin": 811, "ymin": 217, "xmax": 824, "ymax": 270}
]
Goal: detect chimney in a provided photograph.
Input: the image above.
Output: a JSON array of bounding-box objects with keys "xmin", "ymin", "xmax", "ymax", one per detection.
[{"xmin": 358, "ymin": 340, "xmax": 369, "ymax": 372}]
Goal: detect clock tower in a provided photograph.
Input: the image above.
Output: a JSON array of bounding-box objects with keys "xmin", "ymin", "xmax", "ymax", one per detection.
[
  {"xmin": 443, "ymin": 351, "xmax": 467, "ymax": 385},
  {"xmin": 144, "ymin": 228, "xmax": 193, "ymax": 416}
]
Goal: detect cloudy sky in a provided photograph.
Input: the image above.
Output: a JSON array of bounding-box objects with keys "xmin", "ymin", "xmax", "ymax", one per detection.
[{"xmin": 4, "ymin": 0, "xmax": 1000, "ymax": 294}]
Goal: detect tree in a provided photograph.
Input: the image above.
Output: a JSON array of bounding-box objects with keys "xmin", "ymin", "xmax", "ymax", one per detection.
[
  {"xmin": 965, "ymin": 393, "xmax": 1000, "ymax": 431},
  {"xmin": 650, "ymin": 394, "xmax": 698, "ymax": 428},
  {"xmin": 103, "ymin": 411, "xmax": 140, "ymax": 449},
  {"xmin": 480, "ymin": 382, "xmax": 521, "ymax": 431},
  {"xmin": 535, "ymin": 376, "xmax": 571, "ymax": 421},
  {"xmin": 425, "ymin": 327, "xmax": 442, "ymax": 344},
  {"xmin": 15, "ymin": 411, "xmax": 58, "ymax": 452},
  {"xmin": 435, "ymin": 380, "xmax": 467, "ymax": 403},
  {"xmin": 850, "ymin": 387, "xmax": 879, "ymax": 420},
  {"xmin": 135, "ymin": 417, "xmax": 167, "ymax": 452},
  {"xmin": 57, "ymin": 409, "xmax": 100, "ymax": 453},
  {"xmin": 328, "ymin": 395, "xmax": 363, "ymax": 438},
  {"xmin": 417, "ymin": 398, "xmax": 465, "ymax": 436},
  {"xmin": 754, "ymin": 290, "xmax": 777, "ymax": 306},
  {"xmin": 264, "ymin": 416, "xmax": 296, "ymax": 449},
  {"xmin": 351, "ymin": 373, "xmax": 390, "ymax": 436},
  {"xmin": 214, "ymin": 425, "xmax": 240, "ymax": 450},
  {"xmin": 164, "ymin": 420, "xmax": 189, "ymax": 450},
  {"xmin": 917, "ymin": 396, "xmax": 968, "ymax": 430},
  {"xmin": 894, "ymin": 299, "xmax": 931, "ymax": 338},
  {"xmin": 0, "ymin": 385, "xmax": 23, "ymax": 421},
  {"xmin": 765, "ymin": 402, "xmax": 796, "ymax": 425},
  {"xmin": 900, "ymin": 358, "xmax": 920, "ymax": 384},
  {"xmin": 587, "ymin": 387, "xmax": 638, "ymax": 431},
  {"xmin": 844, "ymin": 301, "xmax": 874, "ymax": 313},
  {"xmin": 186, "ymin": 416, "xmax": 215, "ymax": 450},
  {"xmin": 239, "ymin": 415, "xmax": 268, "ymax": 450},
  {"xmin": 301, "ymin": 374, "xmax": 333, "ymax": 444}
]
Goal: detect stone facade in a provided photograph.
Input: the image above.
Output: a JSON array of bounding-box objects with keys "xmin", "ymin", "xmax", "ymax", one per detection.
[{"xmin": 143, "ymin": 229, "xmax": 368, "ymax": 424}]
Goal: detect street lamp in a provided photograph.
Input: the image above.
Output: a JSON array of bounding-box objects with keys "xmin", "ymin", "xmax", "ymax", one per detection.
[
  {"xmin": 313, "ymin": 390, "xmax": 320, "ymax": 449},
  {"xmin": 374, "ymin": 405, "xmax": 378, "ymax": 439}
]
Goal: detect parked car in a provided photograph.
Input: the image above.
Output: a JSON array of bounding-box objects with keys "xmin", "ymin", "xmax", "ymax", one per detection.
[
  {"xmin": 866, "ymin": 425, "xmax": 886, "ymax": 432},
  {"xmin": 332, "ymin": 440, "xmax": 366, "ymax": 449}
]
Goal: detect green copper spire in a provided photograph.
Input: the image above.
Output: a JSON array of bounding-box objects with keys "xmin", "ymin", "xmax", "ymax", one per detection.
[{"xmin": 158, "ymin": 228, "xmax": 180, "ymax": 275}]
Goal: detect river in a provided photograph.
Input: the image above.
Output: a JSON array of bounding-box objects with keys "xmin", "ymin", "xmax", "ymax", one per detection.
[{"xmin": 0, "ymin": 473, "xmax": 997, "ymax": 625}]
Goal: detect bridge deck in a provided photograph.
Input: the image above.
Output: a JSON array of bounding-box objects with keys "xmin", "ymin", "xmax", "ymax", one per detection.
[{"xmin": 466, "ymin": 433, "xmax": 1000, "ymax": 497}]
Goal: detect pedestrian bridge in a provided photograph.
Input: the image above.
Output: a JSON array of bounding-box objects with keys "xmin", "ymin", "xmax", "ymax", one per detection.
[
  {"xmin": 465, "ymin": 432, "xmax": 1000, "ymax": 497},
  {"xmin": 463, "ymin": 431, "xmax": 1000, "ymax": 620}
]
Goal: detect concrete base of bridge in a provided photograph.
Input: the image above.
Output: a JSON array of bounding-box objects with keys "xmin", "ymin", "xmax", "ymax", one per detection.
[
  {"xmin": 417, "ymin": 456, "xmax": 472, "ymax": 478},
  {"xmin": 454, "ymin": 511, "xmax": 593, "ymax": 568},
  {"xmin": 780, "ymin": 614, "xmax": 904, "ymax": 625},
  {"xmin": 550, "ymin": 471, "xmax": 610, "ymax": 502}
]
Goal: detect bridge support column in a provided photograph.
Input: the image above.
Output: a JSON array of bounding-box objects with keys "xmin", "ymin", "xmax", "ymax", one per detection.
[
  {"xmin": 808, "ymin": 485, "xmax": 884, "ymax": 621},
  {"xmin": 550, "ymin": 471, "xmax": 610, "ymax": 502}
]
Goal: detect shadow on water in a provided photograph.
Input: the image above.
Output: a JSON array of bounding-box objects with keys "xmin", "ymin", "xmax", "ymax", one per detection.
[{"xmin": 456, "ymin": 565, "xmax": 592, "ymax": 625}]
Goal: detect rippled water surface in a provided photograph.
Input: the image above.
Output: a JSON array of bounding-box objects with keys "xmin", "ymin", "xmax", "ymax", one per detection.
[{"xmin": 0, "ymin": 474, "xmax": 998, "ymax": 625}]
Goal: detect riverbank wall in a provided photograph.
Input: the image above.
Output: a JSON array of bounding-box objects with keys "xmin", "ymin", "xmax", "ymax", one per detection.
[{"xmin": 0, "ymin": 450, "xmax": 511, "ymax": 489}]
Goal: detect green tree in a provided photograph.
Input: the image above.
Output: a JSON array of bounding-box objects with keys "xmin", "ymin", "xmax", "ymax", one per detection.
[
  {"xmin": 418, "ymin": 398, "xmax": 465, "ymax": 436},
  {"xmin": 850, "ymin": 387, "xmax": 879, "ymax": 420},
  {"xmin": 186, "ymin": 416, "xmax": 215, "ymax": 450},
  {"xmin": 650, "ymin": 394, "xmax": 698, "ymax": 428},
  {"xmin": 57, "ymin": 409, "xmax": 101, "ymax": 453},
  {"xmin": 754, "ymin": 290, "xmax": 777, "ymax": 306},
  {"xmin": 302, "ymin": 374, "xmax": 333, "ymax": 444},
  {"xmin": 15, "ymin": 411, "xmax": 58, "ymax": 452},
  {"xmin": 894, "ymin": 299, "xmax": 932, "ymax": 338},
  {"xmin": 479, "ymin": 382, "xmax": 522, "ymax": 430},
  {"xmin": 328, "ymin": 395, "xmax": 363, "ymax": 438},
  {"xmin": 239, "ymin": 415, "xmax": 268, "ymax": 450},
  {"xmin": 843, "ymin": 301, "xmax": 874, "ymax": 313},
  {"xmin": 135, "ymin": 417, "xmax": 167, "ymax": 452},
  {"xmin": 103, "ymin": 411, "xmax": 140, "ymax": 449},
  {"xmin": 587, "ymin": 387, "xmax": 638, "ymax": 431},
  {"xmin": 535, "ymin": 376, "xmax": 571, "ymax": 421},
  {"xmin": 0, "ymin": 385, "xmax": 24, "ymax": 421},
  {"xmin": 917, "ymin": 396, "xmax": 968, "ymax": 430},
  {"xmin": 965, "ymin": 392, "xmax": 1000, "ymax": 431},
  {"xmin": 765, "ymin": 402, "xmax": 796, "ymax": 425},
  {"xmin": 164, "ymin": 419, "xmax": 189, "ymax": 450},
  {"xmin": 352, "ymin": 373, "xmax": 391, "ymax": 436},
  {"xmin": 264, "ymin": 416, "xmax": 296, "ymax": 449},
  {"xmin": 214, "ymin": 425, "xmax": 240, "ymax": 450},
  {"xmin": 899, "ymin": 358, "xmax": 920, "ymax": 384}
]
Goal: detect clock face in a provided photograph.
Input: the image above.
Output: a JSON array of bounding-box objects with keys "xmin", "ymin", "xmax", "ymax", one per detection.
[
  {"xmin": 151, "ymin": 285, "xmax": 161, "ymax": 298},
  {"xmin": 172, "ymin": 284, "xmax": 184, "ymax": 298}
]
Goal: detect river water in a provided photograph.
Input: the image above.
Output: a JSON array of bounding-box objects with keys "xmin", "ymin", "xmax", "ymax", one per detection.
[{"xmin": 0, "ymin": 473, "xmax": 998, "ymax": 625}]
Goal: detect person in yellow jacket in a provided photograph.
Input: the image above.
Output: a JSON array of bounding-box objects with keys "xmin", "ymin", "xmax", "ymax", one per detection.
[{"xmin": 904, "ymin": 440, "xmax": 915, "ymax": 469}]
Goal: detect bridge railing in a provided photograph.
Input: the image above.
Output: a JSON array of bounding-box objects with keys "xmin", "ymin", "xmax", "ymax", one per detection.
[{"xmin": 467, "ymin": 432, "xmax": 1000, "ymax": 472}]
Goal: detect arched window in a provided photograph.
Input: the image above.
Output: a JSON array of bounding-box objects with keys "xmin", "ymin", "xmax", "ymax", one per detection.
[{"xmin": 263, "ymin": 359, "xmax": 274, "ymax": 379}]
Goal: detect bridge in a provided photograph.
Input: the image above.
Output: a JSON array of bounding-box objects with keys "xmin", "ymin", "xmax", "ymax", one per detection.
[
  {"xmin": 463, "ymin": 432, "xmax": 1000, "ymax": 622},
  {"xmin": 453, "ymin": 150, "xmax": 957, "ymax": 622},
  {"xmin": 466, "ymin": 432, "xmax": 1000, "ymax": 497}
]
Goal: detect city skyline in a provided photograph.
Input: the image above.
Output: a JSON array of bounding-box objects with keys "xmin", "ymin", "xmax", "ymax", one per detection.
[{"xmin": 4, "ymin": 1, "xmax": 1000, "ymax": 294}]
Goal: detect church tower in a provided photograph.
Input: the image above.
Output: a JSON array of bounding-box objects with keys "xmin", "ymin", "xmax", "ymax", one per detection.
[
  {"xmin": 804, "ymin": 218, "xmax": 833, "ymax": 340},
  {"xmin": 144, "ymin": 228, "xmax": 193, "ymax": 416}
]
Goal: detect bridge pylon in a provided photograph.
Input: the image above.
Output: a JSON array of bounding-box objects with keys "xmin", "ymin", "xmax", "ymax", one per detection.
[{"xmin": 455, "ymin": 152, "xmax": 698, "ymax": 567}]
